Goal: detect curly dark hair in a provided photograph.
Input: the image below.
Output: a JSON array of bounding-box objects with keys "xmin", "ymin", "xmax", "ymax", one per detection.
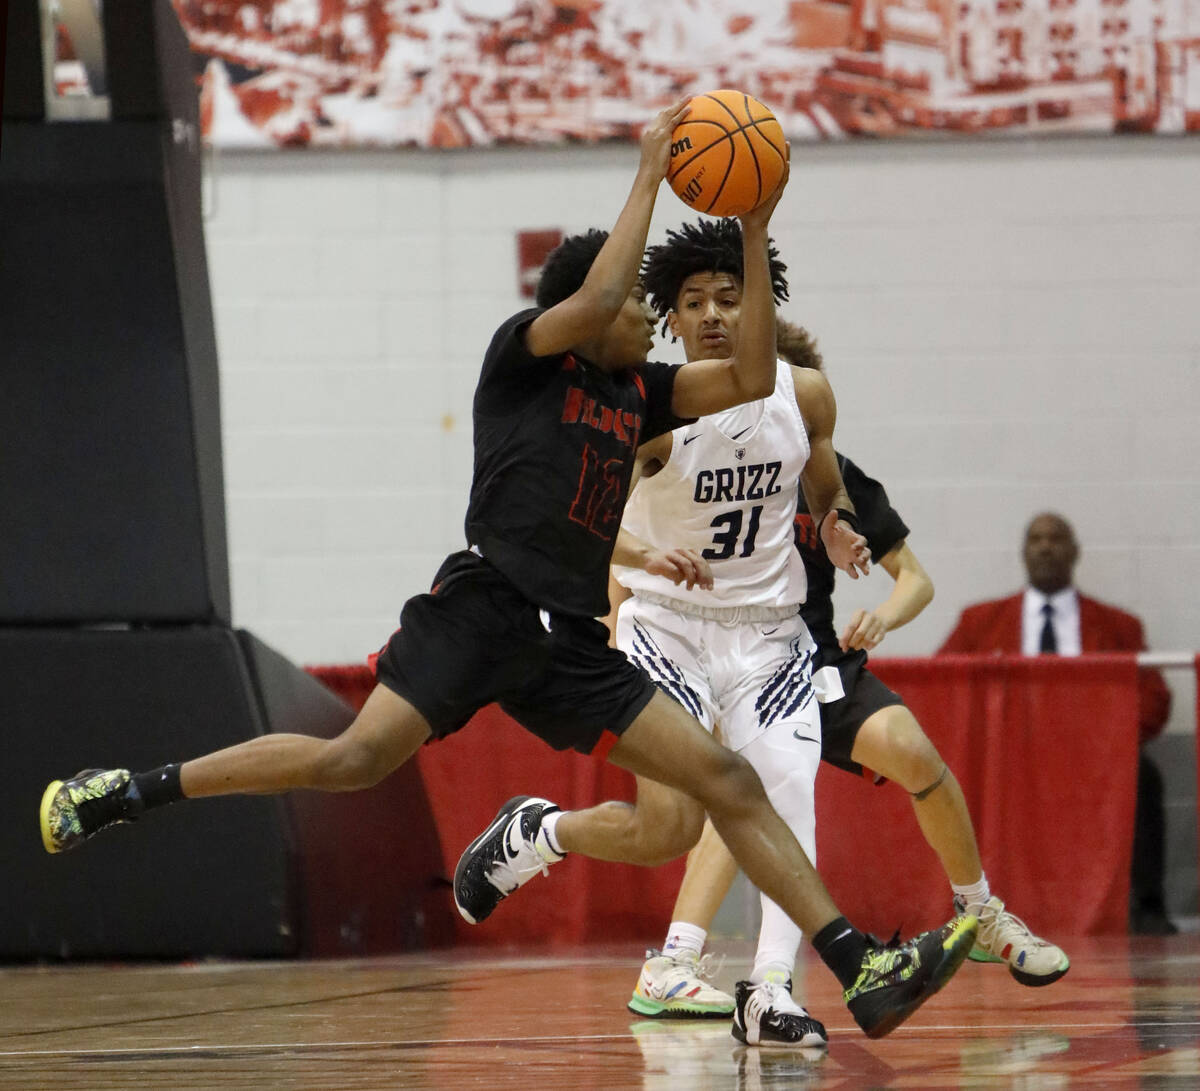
[
  {"xmin": 775, "ymin": 316, "xmax": 824, "ymax": 372},
  {"xmin": 535, "ymin": 229, "xmax": 609, "ymax": 309},
  {"xmin": 641, "ymin": 219, "xmax": 789, "ymax": 320}
]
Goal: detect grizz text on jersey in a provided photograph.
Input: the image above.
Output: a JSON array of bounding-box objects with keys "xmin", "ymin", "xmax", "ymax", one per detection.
[{"xmin": 694, "ymin": 461, "xmax": 782, "ymax": 504}]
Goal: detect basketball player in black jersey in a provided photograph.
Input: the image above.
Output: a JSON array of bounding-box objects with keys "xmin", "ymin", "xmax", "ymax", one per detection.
[{"xmin": 39, "ymin": 101, "xmax": 976, "ymax": 1040}]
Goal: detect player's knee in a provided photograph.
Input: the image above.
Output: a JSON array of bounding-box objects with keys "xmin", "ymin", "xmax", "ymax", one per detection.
[
  {"xmin": 638, "ymin": 805, "xmax": 705, "ymax": 865},
  {"xmin": 883, "ymin": 719, "xmax": 943, "ymax": 793},
  {"xmin": 771, "ymin": 764, "xmax": 816, "ymax": 826},
  {"xmin": 699, "ymin": 747, "xmax": 766, "ymax": 816}
]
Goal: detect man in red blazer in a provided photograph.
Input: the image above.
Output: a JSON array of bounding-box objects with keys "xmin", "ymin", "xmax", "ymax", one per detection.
[{"xmin": 939, "ymin": 512, "xmax": 1174, "ymax": 933}]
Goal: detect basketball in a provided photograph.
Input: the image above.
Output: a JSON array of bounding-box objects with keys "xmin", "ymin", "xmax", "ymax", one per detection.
[{"xmin": 668, "ymin": 90, "xmax": 787, "ymax": 217}]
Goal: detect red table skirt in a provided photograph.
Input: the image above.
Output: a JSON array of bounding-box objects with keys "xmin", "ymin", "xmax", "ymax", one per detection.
[{"xmin": 309, "ymin": 654, "xmax": 1141, "ymax": 948}]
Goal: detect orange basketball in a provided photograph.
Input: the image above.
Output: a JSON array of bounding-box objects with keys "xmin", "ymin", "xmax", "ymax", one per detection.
[{"xmin": 667, "ymin": 90, "xmax": 787, "ymax": 217}]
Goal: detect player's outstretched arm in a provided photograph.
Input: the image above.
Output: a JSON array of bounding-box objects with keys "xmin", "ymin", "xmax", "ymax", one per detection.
[
  {"xmin": 839, "ymin": 541, "xmax": 934, "ymax": 651},
  {"xmin": 525, "ymin": 100, "xmax": 691, "ymax": 358},
  {"xmin": 793, "ymin": 367, "xmax": 870, "ymax": 579},
  {"xmin": 669, "ymin": 155, "xmax": 790, "ymax": 417}
]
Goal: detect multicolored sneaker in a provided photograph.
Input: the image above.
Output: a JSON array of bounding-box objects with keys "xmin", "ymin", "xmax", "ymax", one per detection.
[
  {"xmin": 844, "ymin": 915, "xmax": 978, "ymax": 1039},
  {"xmin": 454, "ymin": 796, "xmax": 564, "ymax": 925},
  {"xmin": 732, "ymin": 979, "xmax": 828, "ymax": 1047},
  {"xmin": 40, "ymin": 769, "xmax": 135, "ymax": 854},
  {"xmin": 956, "ymin": 895, "xmax": 1070, "ymax": 987},
  {"xmin": 628, "ymin": 949, "xmax": 734, "ymax": 1019}
]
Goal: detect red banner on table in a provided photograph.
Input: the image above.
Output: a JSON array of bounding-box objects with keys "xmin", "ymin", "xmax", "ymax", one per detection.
[
  {"xmin": 310, "ymin": 653, "xmax": 1142, "ymax": 949},
  {"xmin": 815, "ymin": 655, "xmax": 1139, "ymax": 939}
]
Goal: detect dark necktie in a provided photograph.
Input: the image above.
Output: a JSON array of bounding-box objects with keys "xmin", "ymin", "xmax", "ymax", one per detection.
[{"xmin": 1039, "ymin": 602, "xmax": 1058, "ymax": 654}]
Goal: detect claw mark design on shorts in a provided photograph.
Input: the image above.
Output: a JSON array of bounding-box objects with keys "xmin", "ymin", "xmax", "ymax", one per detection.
[
  {"xmin": 629, "ymin": 620, "xmax": 705, "ymax": 721},
  {"xmin": 756, "ymin": 638, "xmax": 815, "ymax": 730}
]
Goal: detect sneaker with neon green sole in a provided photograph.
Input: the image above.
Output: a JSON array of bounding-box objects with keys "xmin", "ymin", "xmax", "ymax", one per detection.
[
  {"xmin": 956, "ymin": 895, "xmax": 1070, "ymax": 987},
  {"xmin": 628, "ymin": 949, "xmax": 734, "ymax": 1018},
  {"xmin": 40, "ymin": 769, "xmax": 135, "ymax": 854}
]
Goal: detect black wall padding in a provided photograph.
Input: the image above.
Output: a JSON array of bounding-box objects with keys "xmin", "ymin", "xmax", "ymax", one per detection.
[
  {"xmin": 3, "ymin": 627, "xmax": 454, "ymax": 959},
  {"xmin": 1, "ymin": 0, "xmax": 45, "ymax": 121},
  {"xmin": 3, "ymin": 627, "xmax": 299, "ymax": 958},
  {"xmin": 238, "ymin": 633, "xmax": 456, "ymax": 956},
  {"xmin": 0, "ymin": 0, "xmax": 231, "ymax": 623}
]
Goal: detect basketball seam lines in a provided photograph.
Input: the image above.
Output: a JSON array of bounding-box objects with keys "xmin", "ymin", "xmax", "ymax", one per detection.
[{"xmin": 669, "ymin": 97, "xmax": 786, "ymax": 215}]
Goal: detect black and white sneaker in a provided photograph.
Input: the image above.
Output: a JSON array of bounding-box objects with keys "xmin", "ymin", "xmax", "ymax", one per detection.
[
  {"xmin": 731, "ymin": 980, "xmax": 828, "ymax": 1048},
  {"xmin": 453, "ymin": 796, "xmax": 564, "ymax": 924}
]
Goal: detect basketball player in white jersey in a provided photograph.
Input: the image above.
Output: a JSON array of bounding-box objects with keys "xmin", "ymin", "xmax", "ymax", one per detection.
[
  {"xmin": 613, "ymin": 221, "xmax": 870, "ymax": 1047},
  {"xmin": 617, "ymin": 221, "xmax": 1068, "ymax": 1047}
]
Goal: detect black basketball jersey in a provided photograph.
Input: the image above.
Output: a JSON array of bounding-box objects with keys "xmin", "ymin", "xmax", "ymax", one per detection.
[
  {"xmin": 793, "ymin": 452, "xmax": 909, "ymax": 653},
  {"xmin": 465, "ymin": 308, "xmax": 690, "ymax": 618}
]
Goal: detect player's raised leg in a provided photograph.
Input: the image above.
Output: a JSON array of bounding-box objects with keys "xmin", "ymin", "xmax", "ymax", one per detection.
[{"xmin": 41, "ymin": 685, "xmax": 432, "ymax": 853}]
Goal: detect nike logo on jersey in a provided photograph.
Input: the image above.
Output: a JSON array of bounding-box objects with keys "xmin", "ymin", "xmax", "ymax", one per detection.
[
  {"xmin": 729, "ymin": 426, "xmax": 751, "ymax": 440},
  {"xmin": 682, "ymin": 433, "xmax": 702, "ymax": 445}
]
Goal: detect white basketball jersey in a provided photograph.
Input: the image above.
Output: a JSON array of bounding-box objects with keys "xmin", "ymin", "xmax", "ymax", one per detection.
[{"xmin": 617, "ymin": 361, "xmax": 809, "ymax": 612}]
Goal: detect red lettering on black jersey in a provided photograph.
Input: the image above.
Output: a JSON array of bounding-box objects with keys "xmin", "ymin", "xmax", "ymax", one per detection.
[
  {"xmin": 624, "ymin": 411, "xmax": 642, "ymax": 449},
  {"xmin": 568, "ymin": 443, "xmax": 623, "ymax": 540},
  {"xmin": 561, "ymin": 386, "xmax": 584, "ymax": 423},
  {"xmin": 560, "ymin": 385, "xmax": 641, "ymax": 448},
  {"xmin": 794, "ymin": 512, "xmax": 818, "ymax": 552}
]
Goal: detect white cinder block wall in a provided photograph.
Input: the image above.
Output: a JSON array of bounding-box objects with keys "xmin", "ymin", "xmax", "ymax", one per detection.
[{"xmin": 204, "ymin": 136, "xmax": 1200, "ymax": 740}]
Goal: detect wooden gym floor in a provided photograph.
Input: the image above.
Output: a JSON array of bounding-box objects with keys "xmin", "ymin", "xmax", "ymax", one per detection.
[{"xmin": 0, "ymin": 935, "xmax": 1197, "ymax": 1089}]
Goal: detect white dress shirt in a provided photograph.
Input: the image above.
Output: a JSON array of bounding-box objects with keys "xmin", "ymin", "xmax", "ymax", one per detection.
[{"xmin": 1021, "ymin": 587, "xmax": 1081, "ymax": 656}]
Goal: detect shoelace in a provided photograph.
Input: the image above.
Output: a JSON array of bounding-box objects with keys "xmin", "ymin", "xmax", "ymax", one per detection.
[
  {"xmin": 486, "ymin": 817, "xmax": 551, "ymax": 894},
  {"xmin": 980, "ymin": 905, "xmax": 1044, "ymax": 948},
  {"xmin": 756, "ymin": 980, "xmax": 808, "ymax": 1017},
  {"xmin": 647, "ymin": 949, "xmax": 727, "ymax": 984},
  {"xmin": 693, "ymin": 951, "xmax": 726, "ymax": 982}
]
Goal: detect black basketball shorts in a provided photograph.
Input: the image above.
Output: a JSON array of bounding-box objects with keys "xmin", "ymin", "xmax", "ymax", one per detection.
[
  {"xmin": 818, "ymin": 648, "xmax": 905, "ymax": 779},
  {"xmin": 374, "ymin": 550, "xmax": 657, "ymax": 755}
]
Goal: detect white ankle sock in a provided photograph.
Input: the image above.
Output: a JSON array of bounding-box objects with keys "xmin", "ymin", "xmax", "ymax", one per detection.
[
  {"xmin": 535, "ymin": 810, "xmax": 566, "ymax": 859},
  {"xmin": 952, "ymin": 873, "xmax": 991, "ymax": 914},
  {"xmin": 750, "ymin": 960, "xmax": 795, "ymax": 987},
  {"xmin": 662, "ymin": 921, "xmax": 707, "ymax": 958}
]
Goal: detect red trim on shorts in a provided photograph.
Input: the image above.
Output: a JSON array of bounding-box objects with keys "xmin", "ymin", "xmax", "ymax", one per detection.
[{"xmin": 592, "ymin": 729, "xmax": 621, "ymax": 762}]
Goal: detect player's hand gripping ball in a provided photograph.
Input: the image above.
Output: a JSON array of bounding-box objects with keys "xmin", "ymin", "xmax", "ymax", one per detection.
[{"xmin": 668, "ymin": 90, "xmax": 787, "ymax": 217}]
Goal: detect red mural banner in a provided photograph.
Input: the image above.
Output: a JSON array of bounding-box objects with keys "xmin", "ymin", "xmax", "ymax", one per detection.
[{"xmin": 156, "ymin": 0, "xmax": 1200, "ymax": 148}]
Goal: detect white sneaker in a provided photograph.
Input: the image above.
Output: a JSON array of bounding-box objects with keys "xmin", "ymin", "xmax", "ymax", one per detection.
[
  {"xmin": 732, "ymin": 980, "xmax": 828, "ymax": 1047},
  {"xmin": 628, "ymin": 949, "xmax": 735, "ymax": 1018},
  {"xmin": 957, "ymin": 895, "xmax": 1070, "ymax": 987},
  {"xmin": 453, "ymin": 796, "xmax": 563, "ymax": 924}
]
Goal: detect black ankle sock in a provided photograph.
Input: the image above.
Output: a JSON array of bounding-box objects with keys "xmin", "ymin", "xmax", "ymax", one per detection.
[
  {"xmin": 129, "ymin": 764, "xmax": 184, "ymax": 814},
  {"xmin": 812, "ymin": 916, "xmax": 869, "ymax": 990}
]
